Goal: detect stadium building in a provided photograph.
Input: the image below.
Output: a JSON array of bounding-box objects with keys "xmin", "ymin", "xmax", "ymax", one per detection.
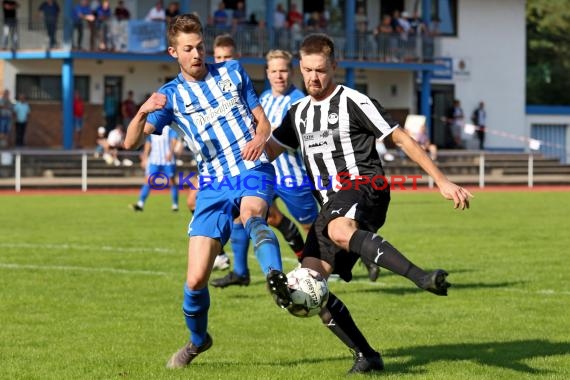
[{"xmin": 2, "ymin": 0, "xmax": 562, "ymax": 161}]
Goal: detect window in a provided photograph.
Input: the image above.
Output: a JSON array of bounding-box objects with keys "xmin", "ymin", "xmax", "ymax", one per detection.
[
  {"xmin": 432, "ymin": 0, "xmax": 458, "ymax": 36},
  {"xmin": 16, "ymin": 75, "xmax": 90, "ymax": 102}
]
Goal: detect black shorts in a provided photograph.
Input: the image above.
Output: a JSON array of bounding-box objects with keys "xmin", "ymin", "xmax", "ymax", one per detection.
[{"xmin": 303, "ymin": 184, "xmax": 390, "ymax": 282}]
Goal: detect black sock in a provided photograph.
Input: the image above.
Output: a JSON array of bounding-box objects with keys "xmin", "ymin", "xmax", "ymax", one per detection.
[
  {"xmin": 276, "ymin": 216, "xmax": 304, "ymax": 254},
  {"xmin": 320, "ymin": 292, "xmax": 376, "ymax": 356},
  {"xmin": 349, "ymin": 230, "xmax": 427, "ymax": 286}
]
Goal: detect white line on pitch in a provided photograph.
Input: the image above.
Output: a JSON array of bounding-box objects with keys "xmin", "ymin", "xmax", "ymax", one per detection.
[
  {"xmin": 0, "ymin": 262, "xmax": 169, "ymax": 276},
  {"xmin": 0, "ymin": 242, "xmax": 177, "ymax": 254}
]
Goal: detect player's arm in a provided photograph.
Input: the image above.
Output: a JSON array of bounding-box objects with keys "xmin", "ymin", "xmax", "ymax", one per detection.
[
  {"xmin": 242, "ymin": 105, "xmax": 271, "ymax": 161},
  {"xmin": 389, "ymin": 127, "xmax": 473, "ymax": 209},
  {"xmin": 124, "ymin": 92, "xmax": 166, "ymax": 150},
  {"xmin": 264, "ymin": 137, "xmax": 287, "ymax": 161}
]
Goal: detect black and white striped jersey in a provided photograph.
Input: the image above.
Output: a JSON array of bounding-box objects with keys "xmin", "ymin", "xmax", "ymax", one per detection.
[{"xmin": 272, "ymin": 85, "xmax": 399, "ymax": 205}]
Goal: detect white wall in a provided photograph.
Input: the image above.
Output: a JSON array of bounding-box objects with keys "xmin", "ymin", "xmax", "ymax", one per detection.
[{"xmin": 436, "ymin": 0, "xmax": 527, "ymax": 149}]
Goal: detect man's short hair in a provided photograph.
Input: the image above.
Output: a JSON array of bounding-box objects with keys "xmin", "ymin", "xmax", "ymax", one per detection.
[
  {"xmin": 213, "ymin": 34, "xmax": 236, "ymax": 49},
  {"xmin": 265, "ymin": 49, "xmax": 293, "ymax": 69},
  {"xmin": 300, "ymin": 33, "xmax": 335, "ymax": 63},
  {"xmin": 168, "ymin": 13, "xmax": 203, "ymax": 47}
]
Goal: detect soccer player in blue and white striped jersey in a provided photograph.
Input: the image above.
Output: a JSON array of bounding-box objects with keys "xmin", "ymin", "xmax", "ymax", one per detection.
[
  {"xmin": 211, "ymin": 50, "xmax": 319, "ymax": 289},
  {"xmin": 130, "ymin": 125, "xmax": 179, "ymax": 212},
  {"xmin": 124, "ymin": 14, "xmax": 283, "ymax": 369}
]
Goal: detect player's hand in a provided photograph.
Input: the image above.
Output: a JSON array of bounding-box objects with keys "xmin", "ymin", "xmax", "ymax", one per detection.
[
  {"xmin": 139, "ymin": 93, "xmax": 167, "ymax": 114},
  {"xmin": 241, "ymin": 133, "xmax": 266, "ymax": 161},
  {"xmin": 438, "ymin": 180, "xmax": 473, "ymax": 210}
]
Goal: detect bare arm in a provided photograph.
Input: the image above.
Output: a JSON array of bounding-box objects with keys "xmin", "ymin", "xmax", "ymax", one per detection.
[
  {"xmin": 242, "ymin": 105, "xmax": 271, "ymax": 161},
  {"xmin": 390, "ymin": 127, "xmax": 473, "ymax": 209},
  {"xmin": 264, "ymin": 137, "xmax": 287, "ymax": 161},
  {"xmin": 124, "ymin": 93, "xmax": 165, "ymax": 150}
]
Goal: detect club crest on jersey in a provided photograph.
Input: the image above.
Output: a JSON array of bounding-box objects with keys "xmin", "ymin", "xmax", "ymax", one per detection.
[
  {"xmin": 328, "ymin": 113, "xmax": 339, "ymax": 124},
  {"xmin": 217, "ymin": 79, "xmax": 235, "ymax": 93}
]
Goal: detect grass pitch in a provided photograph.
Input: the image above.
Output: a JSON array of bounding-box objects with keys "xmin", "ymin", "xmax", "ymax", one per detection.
[{"xmin": 0, "ymin": 190, "xmax": 569, "ymax": 379}]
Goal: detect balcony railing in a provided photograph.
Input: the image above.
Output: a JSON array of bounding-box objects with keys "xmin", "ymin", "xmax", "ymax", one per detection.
[{"xmin": 2, "ymin": 19, "xmax": 438, "ymax": 63}]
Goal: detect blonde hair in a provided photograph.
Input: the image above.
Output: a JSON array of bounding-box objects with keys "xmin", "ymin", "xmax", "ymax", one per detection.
[
  {"xmin": 213, "ymin": 34, "xmax": 236, "ymax": 49},
  {"xmin": 265, "ymin": 49, "xmax": 293, "ymax": 69}
]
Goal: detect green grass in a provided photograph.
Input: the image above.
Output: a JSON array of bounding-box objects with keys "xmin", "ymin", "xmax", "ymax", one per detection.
[{"xmin": 1, "ymin": 190, "xmax": 569, "ymax": 379}]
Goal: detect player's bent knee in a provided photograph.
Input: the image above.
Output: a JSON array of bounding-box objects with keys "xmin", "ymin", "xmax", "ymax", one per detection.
[{"xmin": 186, "ymin": 276, "xmax": 208, "ymax": 290}]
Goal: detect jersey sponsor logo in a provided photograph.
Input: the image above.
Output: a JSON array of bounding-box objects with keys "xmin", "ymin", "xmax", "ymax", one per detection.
[
  {"xmin": 328, "ymin": 112, "xmax": 339, "ymax": 124},
  {"xmin": 193, "ymin": 97, "xmax": 239, "ymax": 127},
  {"xmin": 303, "ymin": 130, "xmax": 335, "ymax": 154}
]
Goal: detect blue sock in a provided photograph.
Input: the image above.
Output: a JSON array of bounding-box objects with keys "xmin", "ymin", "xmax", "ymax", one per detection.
[
  {"xmin": 182, "ymin": 284, "xmax": 210, "ymax": 346},
  {"xmin": 138, "ymin": 184, "xmax": 151, "ymax": 205},
  {"xmin": 230, "ymin": 222, "xmax": 250, "ymax": 277},
  {"xmin": 170, "ymin": 182, "xmax": 179, "ymax": 206},
  {"xmin": 244, "ymin": 216, "xmax": 282, "ymax": 274}
]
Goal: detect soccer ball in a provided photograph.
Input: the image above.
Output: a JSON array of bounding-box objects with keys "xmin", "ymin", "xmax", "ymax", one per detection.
[{"xmin": 286, "ymin": 267, "xmax": 329, "ymax": 318}]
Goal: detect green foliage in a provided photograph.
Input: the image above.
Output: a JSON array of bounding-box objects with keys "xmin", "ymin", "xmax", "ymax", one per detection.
[
  {"xmin": 0, "ymin": 191, "xmax": 569, "ymax": 379},
  {"xmin": 527, "ymin": 0, "xmax": 570, "ymax": 104}
]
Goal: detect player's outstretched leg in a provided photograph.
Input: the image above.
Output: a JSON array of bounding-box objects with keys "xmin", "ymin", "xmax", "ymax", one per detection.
[
  {"xmin": 275, "ymin": 215, "xmax": 305, "ymax": 261},
  {"xmin": 348, "ymin": 230, "xmax": 451, "ymax": 296},
  {"xmin": 266, "ymin": 269, "xmax": 292, "ymax": 308},
  {"xmin": 320, "ymin": 292, "xmax": 384, "ymax": 374}
]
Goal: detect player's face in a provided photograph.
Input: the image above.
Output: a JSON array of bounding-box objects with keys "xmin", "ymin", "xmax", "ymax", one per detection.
[
  {"xmin": 213, "ymin": 46, "xmax": 235, "ymax": 63},
  {"xmin": 300, "ymin": 53, "xmax": 336, "ymax": 101},
  {"xmin": 266, "ymin": 58, "xmax": 290, "ymax": 96},
  {"xmin": 168, "ymin": 32, "xmax": 206, "ymax": 81}
]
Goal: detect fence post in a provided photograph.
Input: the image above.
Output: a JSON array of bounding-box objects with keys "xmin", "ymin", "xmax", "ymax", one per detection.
[
  {"xmin": 82, "ymin": 152, "xmax": 87, "ymax": 192},
  {"xmin": 528, "ymin": 153, "xmax": 534, "ymax": 188},
  {"xmin": 478, "ymin": 152, "xmax": 485, "ymax": 188},
  {"xmin": 15, "ymin": 152, "xmax": 21, "ymax": 192}
]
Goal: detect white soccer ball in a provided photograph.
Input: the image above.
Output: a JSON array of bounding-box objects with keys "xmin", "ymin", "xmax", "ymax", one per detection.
[{"xmin": 286, "ymin": 267, "xmax": 329, "ymax": 318}]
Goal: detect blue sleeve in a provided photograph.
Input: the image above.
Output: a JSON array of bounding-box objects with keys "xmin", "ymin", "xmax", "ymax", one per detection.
[
  {"xmin": 146, "ymin": 88, "xmax": 174, "ymax": 135},
  {"xmin": 236, "ymin": 61, "xmax": 260, "ymax": 111}
]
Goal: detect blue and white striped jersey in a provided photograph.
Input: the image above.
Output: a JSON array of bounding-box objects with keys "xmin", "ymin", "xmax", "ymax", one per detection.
[
  {"xmin": 259, "ymin": 85, "xmax": 307, "ymax": 186},
  {"xmin": 147, "ymin": 60, "xmax": 269, "ymax": 180},
  {"xmin": 147, "ymin": 125, "xmax": 177, "ymax": 166}
]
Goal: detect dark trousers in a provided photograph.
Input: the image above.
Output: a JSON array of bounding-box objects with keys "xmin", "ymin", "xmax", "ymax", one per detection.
[
  {"xmin": 476, "ymin": 127, "xmax": 485, "ymax": 150},
  {"xmin": 15, "ymin": 121, "xmax": 27, "ymax": 147}
]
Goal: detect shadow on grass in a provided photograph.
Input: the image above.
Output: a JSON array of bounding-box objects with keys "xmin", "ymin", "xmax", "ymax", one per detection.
[
  {"xmin": 386, "ymin": 339, "xmax": 570, "ymax": 375},
  {"xmin": 336, "ymin": 281, "xmax": 524, "ymax": 296}
]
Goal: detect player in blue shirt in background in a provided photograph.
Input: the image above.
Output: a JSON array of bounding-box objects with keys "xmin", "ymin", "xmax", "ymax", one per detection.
[
  {"xmin": 124, "ymin": 14, "xmax": 283, "ymax": 369},
  {"xmin": 130, "ymin": 125, "xmax": 179, "ymax": 212},
  {"xmin": 211, "ymin": 49, "xmax": 319, "ymax": 288}
]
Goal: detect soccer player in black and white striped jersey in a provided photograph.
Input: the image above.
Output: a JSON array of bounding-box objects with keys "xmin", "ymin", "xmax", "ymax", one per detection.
[{"xmin": 265, "ymin": 33, "xmax": 473, "ymax": 374}]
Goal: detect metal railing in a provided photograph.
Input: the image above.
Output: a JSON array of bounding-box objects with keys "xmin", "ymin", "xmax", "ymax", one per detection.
[
  {"xmin": 1, "ymin": 149, "xmax": 568, "ymax": 192},
  {"xmin": 2, "ymin": 18, "xmax": 437, "ymax": 62}
]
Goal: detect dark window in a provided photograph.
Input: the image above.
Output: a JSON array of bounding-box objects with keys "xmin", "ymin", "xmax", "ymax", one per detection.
[
  {"xmin": 432, "ymin": 0, "xmax": 458, "ymax": 36},
  {"xmin": 16, "ymin": 74, "xmax": 90, "ymax": 102}
]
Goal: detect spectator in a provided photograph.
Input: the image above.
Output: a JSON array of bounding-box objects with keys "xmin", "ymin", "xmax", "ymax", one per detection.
[
  {"xmin": 471, "ymin": 101, "xmax": 487, "ymax": 150},
  {"xmin": 95, "ymin": 0, "xmax": 112, "ymax": 50},
  {"xmin": 446, "ymin": 99, "xmax": 464, "ymax": 149},
  {"xmin": 94, "ymin": 125, "xmax": 107, "ymax": 158},
  {"xmin": 232, "ymin": 1, "xmax": 246, "ymax": 28},
  {"xmin": 374, "ymin": 14, "xmax": 395, "ymax": 61},
  {"xmin": 72, "ymin": 0, "xmax": 94, "ymax": 50},
  {"xmin": 2, "ymin": 0, "xmax": 18, "ymax": 51},
  {"xmin": 145, "ymin": 0, "xmax": 165, "ymax": 22},
  {"xmin": 286, "ymin": 3, "xmax": 302, "ymax": 29},
  {"xmin": 273, "ymin": 3, "xmax": 286, "ymax": 46},
  {"xmin": 38, "ymin": 0, "xmax": 60, "ymax": 49},
  {"xmin": 103, "ymin": 87, "xmax": 118, "ymax": 134},
  {"xmin": 105, "ymin": 123, "xmax": 124, "ymax": 166},
  {"xmin": 165, "ymin": 1, "xmax": 180, "ymax": 25},
  {"xmin": 73, "ymin": 90, "xmax": 85, "ymax": 148},
  {"xmin": 13, "ymin": 93, "xmax": 30, "ymax": 147},
  {"xmin": 355, "ymin": 5, "xmax": 369, "ymax": 59},
  {"xmin": 0, "ymin": 89, "xmax": 14, "ymax": 148},
  {"xmin": 121, "ymin": 90, "xmax": 136, "ymax": 127},
  {"xmin": 113, "ymin": 0, "xmax": 130, "ymax": 51},
  {"xmin": 212, "ymin": 1, "xmax": 228, "ymax": 29}
]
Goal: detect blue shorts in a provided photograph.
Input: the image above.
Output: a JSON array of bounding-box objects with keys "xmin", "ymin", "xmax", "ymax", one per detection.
[
  {"xmin": 188, "ymin": 163, "xmax": 276, "ymax": 244},
  {"xmin": 0, "ymin": 117, "xmax": 11, "ymax": 134},
  {"xmin": 147, "ymin": 163, "xmax": 176, "ymax": 177},
  {"xmin": 275, "ymin": 185, "xmax": 318, "ymax": 224},
  {"xmin": 74, "ymin": 117, "xmax": 83, "ymax": 131}
]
